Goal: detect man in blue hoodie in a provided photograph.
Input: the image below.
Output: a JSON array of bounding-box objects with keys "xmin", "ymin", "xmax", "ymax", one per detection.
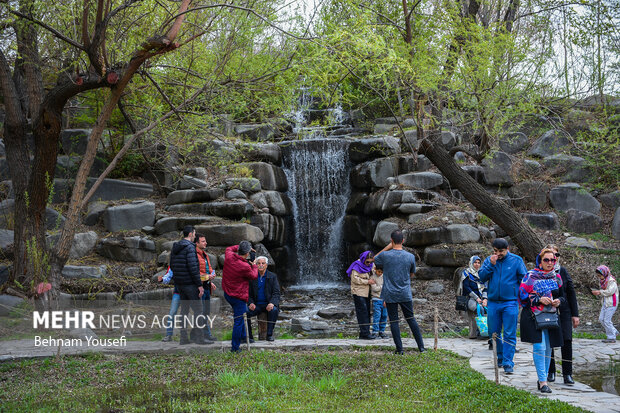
[{"xmin": 478, "ymin": 238, "xmax": 527, "ymax": 374}]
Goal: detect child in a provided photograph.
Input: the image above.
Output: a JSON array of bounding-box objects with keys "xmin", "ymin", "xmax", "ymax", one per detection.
[
  {"xmin": 370, "ymin": 267, "xmax": 389, "ymax": 338},
  {"xmin": 591, "ymin": 265, "xmax": 618, "ymax": 343}
]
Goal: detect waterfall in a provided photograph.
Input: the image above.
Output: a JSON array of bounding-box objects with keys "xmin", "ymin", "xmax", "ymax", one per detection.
[{"xmin": 282, "ymin": 138, "xmax": 351, "ymax": 286}]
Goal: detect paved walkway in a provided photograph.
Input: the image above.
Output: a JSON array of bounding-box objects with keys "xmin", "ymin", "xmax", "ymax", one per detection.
[{"xmin": 1, "ymin": 336, "xmax": 619, "ymax": 412}]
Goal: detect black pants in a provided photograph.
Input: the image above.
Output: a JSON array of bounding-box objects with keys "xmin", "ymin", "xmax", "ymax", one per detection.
[
  {"xmin": 386, "ymin": 301, "xmax": 425, "ymax": 352},
  {"xmin": 549, "ymin": 339, "xmax": 573, "ymax": 376},
  {"xmin": 246, "ymin": 304, "xmax": 279, "ymax": 338},
  {"xmin": 177, "ymin": 284, "xmax": 204, "ymax": 341},
  {"xmin": 353, "ymin": 295, "xmax": 372, "ymax": 338}
]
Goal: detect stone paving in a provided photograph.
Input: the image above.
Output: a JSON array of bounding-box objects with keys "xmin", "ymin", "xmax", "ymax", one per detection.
[{"xmin": 1, "ymin": 336, "xmax": 619, "ymax": 412}]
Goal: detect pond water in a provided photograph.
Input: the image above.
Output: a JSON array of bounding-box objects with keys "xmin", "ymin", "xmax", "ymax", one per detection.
[{"xmin": 575, "ymin": 359, "xmax": 620, "ymax": 395}]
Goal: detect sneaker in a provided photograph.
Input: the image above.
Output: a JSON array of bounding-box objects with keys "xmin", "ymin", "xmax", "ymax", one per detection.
[
  {"xmin": 378, "ymin": 332, "xmax": 389, "ymax": 339},
  {"xmin": 503, "ymin": 366, "xmax": 514, "ymax": 374},
  {"xmin": 602, "ymin": 339, "xmax": 616, "ymax": 343},
  {"xmin": 266, "ymin": 336, "xmax": 275, "ymax": 342},
  {"xmin": 161, "ymin": 335, "xmax": 173, "ymax": 342}
]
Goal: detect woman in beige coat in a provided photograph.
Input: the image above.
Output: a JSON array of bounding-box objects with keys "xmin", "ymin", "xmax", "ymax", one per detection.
[{"xmin": 347, "ymin": 251, "xmax": 376, "ymax": 340}]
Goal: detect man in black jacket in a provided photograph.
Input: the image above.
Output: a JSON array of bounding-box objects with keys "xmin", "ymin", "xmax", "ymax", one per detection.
[
  {"xmin": 170, "ymin": 226, "xmax": 208, "ymax": 345},
  {"xmin": 246, "ymin": 256, "xmax": 280, "ymax": 341}
]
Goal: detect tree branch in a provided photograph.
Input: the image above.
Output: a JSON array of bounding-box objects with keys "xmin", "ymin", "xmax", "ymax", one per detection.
[
  {"xmin": 10, "ymin": 9, "xmax": 86, "ymax": 51},
  {"xmin": 143, "ymin": 70, "xmax": 182, "ymax": 121}
]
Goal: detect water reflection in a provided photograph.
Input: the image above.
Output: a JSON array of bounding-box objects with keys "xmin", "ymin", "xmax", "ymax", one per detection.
[{"xmin": 575, "ymin": 359, "xmax": 619, "ymax": 395}]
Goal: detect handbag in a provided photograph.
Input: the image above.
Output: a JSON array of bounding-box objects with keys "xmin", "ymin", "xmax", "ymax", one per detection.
[
  {"xmin": 455, "ymin": 295, "xmax": 469, "ymax": 311},
  {"xmin": 532, "ymin": 305, "xmax": 559, "ymax": 330},
  {"xmin": 475, "ymin": 304, "xmax": 488, "ymax": 337}
]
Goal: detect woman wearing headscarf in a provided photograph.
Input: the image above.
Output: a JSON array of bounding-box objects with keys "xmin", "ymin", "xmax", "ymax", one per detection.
[
  {"xmin": 592, "ymin": 265, "xmax": 618, "ymax": 343},
  {"xmin": 347, "ymin": 251, "xmax": 376, "ymax": 340},
  {"xmin": 545, "ymin": 244, "xmax": 579, "ymax": 385},
  {"xmin": 459, "ymin": 256, "xmax": 486, "ymax": 338},
  {"xmin": 519, "ymin": 248, "xmax": 564, "ymax": 394}
]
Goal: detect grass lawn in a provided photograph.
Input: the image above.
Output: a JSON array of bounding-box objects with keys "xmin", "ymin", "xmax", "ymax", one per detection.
[{"xmin": 0, "ymin": 348, "xmax": 585, "ymax": 412}]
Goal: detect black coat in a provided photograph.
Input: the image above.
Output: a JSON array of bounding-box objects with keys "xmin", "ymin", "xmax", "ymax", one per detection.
[
  {"xmin": 248, "ymin": 270, "xmax": 281, "ymax": 306},
  {"xmin": 170, "ymin": 239, "xmax": 201, "ymax": 287},
  {"xmin": 520, "ymin": 288, "xmax": 564, "ymax": 347},
  {"xmin": 557, "ymin": 266, "xmax": 579, "ymax": 341}
]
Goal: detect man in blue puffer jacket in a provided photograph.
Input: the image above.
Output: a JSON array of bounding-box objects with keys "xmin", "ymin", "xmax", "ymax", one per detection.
[
  {"xmin": 479, "ymin": 238, "xmax": 527, "ymax": 374},
  {"xmin": 170, "ymin": 225, "xmax": 207, "ymax": 345}
]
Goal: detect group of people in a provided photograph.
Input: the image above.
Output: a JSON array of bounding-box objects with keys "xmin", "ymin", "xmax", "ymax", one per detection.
[
  {"xmin": 456, "ymin": 238, "xmax": 617, "ymax": 394},
  {"xmin": 159, "ymin": 226, "xmax": 281, "ymax": 352}
]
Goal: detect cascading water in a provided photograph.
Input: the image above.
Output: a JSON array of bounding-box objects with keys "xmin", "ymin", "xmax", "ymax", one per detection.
[{"xmin": 282, "ymin": 138, "xmax": 351, "ymax": 286}]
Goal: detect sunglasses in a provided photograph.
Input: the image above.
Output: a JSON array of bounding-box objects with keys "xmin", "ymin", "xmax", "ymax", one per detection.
[{"xmin": 542, "ymin": 258, "xmax": 557, "ymax": 263}]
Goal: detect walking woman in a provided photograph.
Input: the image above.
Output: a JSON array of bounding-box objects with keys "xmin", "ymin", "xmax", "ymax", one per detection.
[
  {"xmin": 592, "ymin": 265, "xmax": 618, "ymax": 343},
  {"xmin": 519, "ymin": 248, "xmax": 564, "ymax": 394},
  {"xmin": 546, "ymin": 244, "xmax": 579, "ymax": 385},
  {"xmin": 460, "ymin": 255, "xmax": 487, "ymax": 338},
  {"xmin": 347, "ymin": 251, "xmax": 376, "ymax": 340}
]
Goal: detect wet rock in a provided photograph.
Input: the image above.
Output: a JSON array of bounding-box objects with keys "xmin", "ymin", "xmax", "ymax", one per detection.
[
  {"xmin": 250, "ymin": 213, "xmax": 286, "ymax": 247},
  {"xmin": 549, "ymin": 183, "xmax": 600, "ymax": 215},
  {"xmin": 565, "ymin": 209, "xmax": 602, "ymax": 234},
  {"xmin": 498, "ymin": 132, "xmax": 529, "ymax": 154},
  {"xmin": 62, "ymin": 265, "xmax": 107, "ymax": 279},
  {"xmin": 348, "ymin": 137, "xmax": 401, "ymax": 163},
  {"xmin": 346, "ymin": 192, "xmax": 369, "ymax": 214},
  {"xmin": 166, "ymin": 188, "xmax": 224, "ymax": 205},
  {"xmin": 527, "ymin": 130, "xmax": 571, "ymax": 158},
  {"xmin": 523, "ymin": 213, "xmax": 559, "ymax": 230},
  {"xmin": 482, "ymin": 151, "xmax": 513, "ymax": 186},
  {"xmin": 194, "ymin": 223, "xmax": 264, "ymax": 246},
  {"xmin": 103, "ymin": 201, "xmax": 155, "ymax": 232},
  {"xmin": 97, "ymin": 236, "xmax": 157, "ymax": 262}
]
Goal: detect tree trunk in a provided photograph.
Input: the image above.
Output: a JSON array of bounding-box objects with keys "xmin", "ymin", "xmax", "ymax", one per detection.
[{"xmin": 419, "ymin": 136, "xmax": 543, "ymax": 262}]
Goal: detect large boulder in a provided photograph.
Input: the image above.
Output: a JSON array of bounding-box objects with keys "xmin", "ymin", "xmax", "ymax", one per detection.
[
  {"xmin": 372, "ymin": 220, "xmax": 401, "ymax": 246},
  {"xmin": 445, "ymin": 224, "xmax": 481, "ymax": 244},
  {"xmin": 166, "ymin": 200, "xmax": 253, "ymax": 218},
  {"xmin": 364, "ymin": 189, "xmax": 438, "ymax": 215},
  {"xmin": 343, "ymin": 215, "xmax": 376, "ymax": 243},
  {"xmin": 415, "ymin": 266, "xmax": 455, "ymax": 280},
  {"xmin": 103, "ymin": 201, "xmax": 155, "ymax": 232},
  {"xmin": 565, "ymin": 209, "xmax": 602, "ymax": 234},
  {"xmin": 508, "ymin": 181, "xmax": 548, "ymax": 209},
  {"xmin": 522, "ymin": 160, "xmax": 543, "ymax": 177},
  {"xmin": 47, "ymin": 231, "xmax": 98, "ymax": 259},
  {"xmin": 154, "ymin": 216, "xmax": 218, "ymax": 235},
  {"xmin": 461, "ymin": 165, "xmax": 485, "ymax": 184},
  {"xmin": 348, "ymin": 137, "xmax": 401, "ymax": 163},
  {"xmin": 60, "ymin": 129, "xmax": 90, "ymax": 155},
  {"xmin": 542, "ymin": 154, "xmax": 593, "ymax": 183},
  {"xmin": 166, "ymin": 188, "xmax": 224, "ymax": 205},
  {"xmin": 223, "ymin": 177, "xmax": 262, "ymax": 193},
  {"xmin": 350, "ymin": 157, "xmax": 398, "ymax": 189},
  {"xmin": 481, "ymin": 151, "xmax": 513, "ymax": 186},
  {"xmin": 234, "ymin": 123, "xmax": 276, "ymax": 141},
  {"xmin": 523, "ymin": 212, "xmax": 559, "ymax": 230},
  {"xmin": 498, "ymin": 132, "xmax": 529, "ymax": 154},
  {"xmin": 238, "ymin": 142, "xmax": 282, "ymax": 165},
  {"xmin": 549, "ymin": 183, "xmax": 600, "ymax": 215},
  {"xmin": 243, "ymin": 162, "xmax": 288, "ymax": 192},
  {"xmin": 346, "ymin": 192, "xmax": 369, "ymax": 214},
  {"xmin": 86, "ymin": 178, "xmax": 154, "ymax": 202},
  {"xmin": 0, "ymin": 229, "xmax": 13, "ymax": 259},
  {"xmin": 527, "ymin": 130, "xmax": 571, "ymax": 158},
  {"xmin": 423, "ymin": 244, "xmax": 486, "ymax": 267},
  {"xmin": 194, "ymin": 223, "xmax": 264, "ymax": 246},
  {"xmin": 600, "ymin": 191, "xmax": 620, "ymax": 210},
  {"xmin": 565, "ymin": 236, "xmax": 597, "ymax": 249},
  {"xmin": 396, "ymin": 172, "xmax": 443, "ymax": 190},
  {"xmin": 405, "ymin": 225, "xmax": 480, "ymax": 247},
  {"xmin": 62, "ymin": 265, "xmax": 107, "ymax": 279},
  {"xmin": 84, "ymin": 201, "xmax": 107, "ymax": 226},
  {"xmin": 250, "ymin": 191, "xmax": 293, "ymax": 216},
  {"xmin": 0, "ymin": 294, "xmax": 24, "ymax": 316},
  {"xmin": 0, "ymin": 199, "xmax": 66, "ymax": 231},
  {"xmin": 97, "ymin": 236, "xmax": 157, "ymax": 262},
  {"xmin": 176, "ymin": 175, "xmax": 207, "ymax": 190},
  {"xmin": 250, "ymin": 213, "xmax": 286, "ymax": 247},
  {"xmin": 612, "ymin": 208, "xmax": 620, "ymax": 240},
  {"xmin": 55, "ymin": 154, "xmax": 107, "ymax": 178},
  {"xmin": 440, "ymin": 131, "xmax": 457, "ymax": 150}
]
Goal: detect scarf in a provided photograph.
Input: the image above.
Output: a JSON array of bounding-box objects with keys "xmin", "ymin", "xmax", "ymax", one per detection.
[
  {"xmin": 598, "ymin": 265, "xmax": 615, "ymax": 289},
  {"xmin": 346, "ymin": 251, "xmax": 373, "ymax": 277}
]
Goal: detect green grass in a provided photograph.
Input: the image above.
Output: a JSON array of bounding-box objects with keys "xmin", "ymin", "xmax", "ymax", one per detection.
[{"xmin": 0, "ymin": 349, "xmax": 585, "ymax": 412}]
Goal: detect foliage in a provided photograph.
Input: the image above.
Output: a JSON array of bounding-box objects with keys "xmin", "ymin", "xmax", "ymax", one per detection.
[{"xmin": 0, "ymin": 350, "xmax": 584, "ymax": 412}]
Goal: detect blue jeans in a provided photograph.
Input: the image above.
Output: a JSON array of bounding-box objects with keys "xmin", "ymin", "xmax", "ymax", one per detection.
[
  {"xmin": 224, "ymin": 292, "xmax": 247, "ymax": 351},
  {"xmin": 532, "ymin": 329, "xmax": 551, "ymax": 382},
  {"xmin": 201, "ymin": 287, "xmax": 213, "ymax": 337},
  {"xmin": 372, "ymin": 298, "xmax": 388, "ymax": 334},
  {"xmin": 165, "ymin": 292, "xmax": 181, "ymax": 336},
  {"xmin": 487, "ymin": 300, "xmax": 519, "ymax": 368}
]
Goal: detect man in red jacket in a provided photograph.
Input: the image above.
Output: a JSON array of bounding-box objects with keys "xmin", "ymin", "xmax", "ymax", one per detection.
[{"xmin": 222, "ymin": 240, "xmax": 258, "ymax": 352}]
